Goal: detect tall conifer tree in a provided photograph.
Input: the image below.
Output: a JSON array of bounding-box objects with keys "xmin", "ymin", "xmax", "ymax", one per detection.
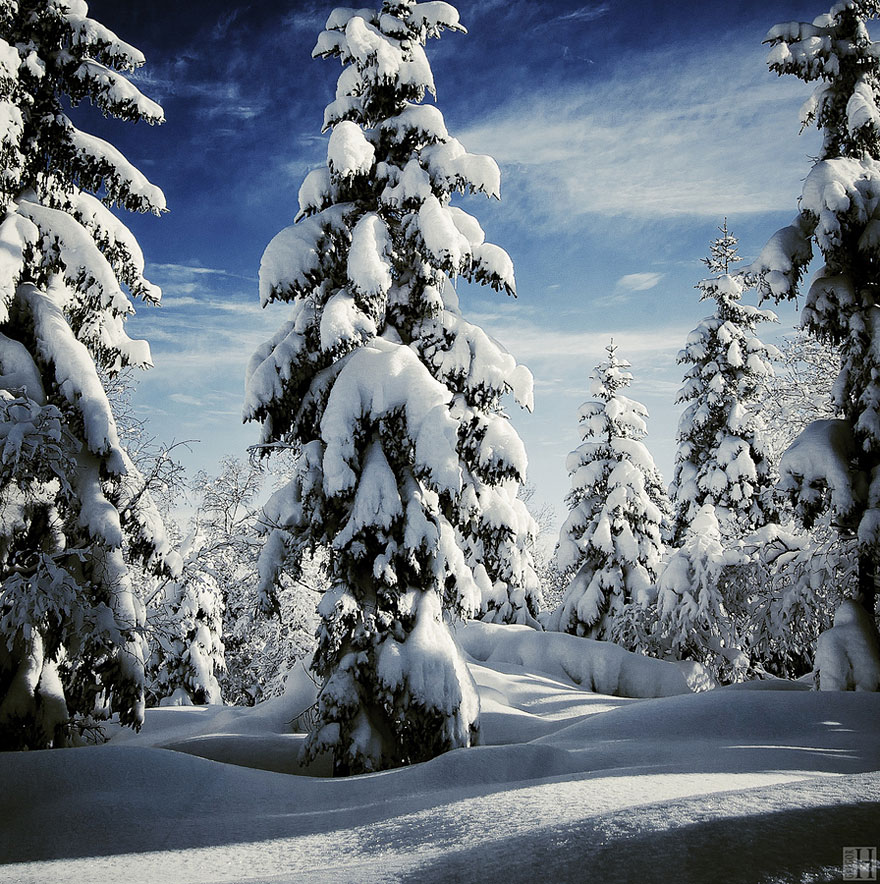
[
  {"xmin": 752, "ymin": 0, "xmax": 880, "ymax": 624},
  {"xmin": 0, "ymin": 0, "xmax": 175, "ymax": 748},
  {"xmin": 669, "ymin": 221, "xmax": 777, "ymax": 543},
  {"xmin": 245, "ymin": 1, "xmax": 536, "ymax": 773},
  {"xmin": 553, "ymin": 343, "xmax": 667, "ymax": 641}
]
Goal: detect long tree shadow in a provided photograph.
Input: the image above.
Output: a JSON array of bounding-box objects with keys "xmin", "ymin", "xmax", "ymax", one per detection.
[{"xmin": 397, "ymin": 773, "xmax": 880, "ymax": 884}]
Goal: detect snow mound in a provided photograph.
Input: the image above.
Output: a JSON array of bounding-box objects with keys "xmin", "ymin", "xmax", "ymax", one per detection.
[{"xmin": 456, "ymin": 620, "xmax": 715, "ymax": 697}]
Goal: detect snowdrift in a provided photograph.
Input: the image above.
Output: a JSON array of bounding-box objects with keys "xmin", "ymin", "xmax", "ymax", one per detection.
[
  {"xmin": 1, "ymin": 628, "xmax": 878, "ymax": 884},
  {"xmin": 456, "ymin": 620, "xmax": 715, "ymax": 695}
]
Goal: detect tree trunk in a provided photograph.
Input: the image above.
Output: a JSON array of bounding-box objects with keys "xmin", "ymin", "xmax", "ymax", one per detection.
[{"xmin": 858, "ymin": 551, "xmax": 878, "ymax": 628}]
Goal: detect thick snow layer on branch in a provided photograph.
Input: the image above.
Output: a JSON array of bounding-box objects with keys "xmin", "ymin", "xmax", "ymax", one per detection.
[
  {"xmin": 454, "ymin": 153, "xmax": 501, "ymax": 198},
  {"xmin": 475, "ymin": 414, "xmax": 528, "ymax": 479},
  {"xmin": 259, "ymin": 205, "xmax": 349, "ymax": 306},
  {"xmin": 323, "ymin": 96, "xmax": 364, "ymax": 130},
  {"xmin": 328, "ymin": 121, "xmax": 375, "ymax": 179},
  {"xmin": 19, "ymin": 199, "xmax": 132, "ymax": 316},
  {"xmin": 66, "ymin": 12, "xmax": 146, "ymax": 71},
  {"xmin": 19, "ymin": 283, "xmax": 125, "ymax": 471},
  {"xmin": 447, "ymin": 206, "xmax": 484, "ymax": 245},
  {"xmin": 422, "ymin": 139, "xmax": 501, "ymax": 197},
  {"xmin": 297, "ymin": 168, "xmax": 332, "ymax": 219},
  {"xmin": 398, "ymin": 43, "xmax": 434, "ymax": 95},
  {"xmin": 747, "ymin": 221, "xmax": 813, "ymax": 299},
  {"xmin": 0, "ymin": 37, "xmax": 19, "ymax": 77},
  {"xmin": 418, "ymin": 195, "xmax": 470, "ymax": 268},
  {"xmin": 801, "ymin": 158, "xmax": 880, "ymax": 219},
  {"xmin": 473, "ymin": 243, "xmax": 515, "ymax": 292},
  {"xmin": 65, "ymin": 191, "xmax": 161, "ymax": 304},
  {"xmin": 778, "ymin": 419, "xmax": 857, "ymax": 518},
  {"xmin": 72, "ymin": 449, "xmax": 124, "ymax": 548},
  {"xmin": 335, "ymin": 440, "xmax": 402, "ymax": 547},
  {"xmin": 420, "ymin": 311, "xmax": 533, "ymax": 409},
  {"xmin": 71, "ymin": 58, "xmax": 164, "ymax": 122},
  {"xmin": 320, "ymin": 289, "xmax": 377, "ymax": 353},
  {"xmin": 456, "ymin": 620, "xmax": 714, "ymax": 697},
  {"xmin": 816, "ymin": 600, "xmax": 880, "ymax": 691},
  {"xmin": 243, "ymin": 320, "xmax": 306, "ymax": 419},
  {"xmin": 377, "ymin": 592, "xmax": 479, "ymax": 735},
  {"xmin": 408, "ymin": 2, "xmax": 464, "ymax": 35},
  {"xmin": 320, "ymin": 340, "xmax": 460, "ymax": 497},
  {"xmin": 0, "ymin": 212, "xmax": 38, "ymax": 323},
  {"xmin": 344, "ymin": 16, "xmax": 401, "ymax": 80},
  {"xmin": 765, "ymin": 21, "xmax": 825, "ymax": 44},
  {"xmin": 847, "ymin": 77, "xmax": 880, "ymax": 138},
  {"xmin": 65, "ymin": 123, "xmax": 166, "ymax": 212},
  {"xmin": 0, "ymin": 91, "xmax": 23, "ymax": 138},
  {"xmin": 347, "ymin": 213, "xmax": 391, "ymax": 296},
  {"xmin": 71, "ymin": 191, "xmax": 145, "ymax": 276},
  {"xmin": 381, "ymin": 158, "xmax": 433, "ymax": 207},
  {"xmin": 324, "ymin": 8, "xmax": 376, "ymax": 32},
  {"xmin": 382, "ymin": 103, "xmax": 448, "ymax": 144},
  {"xmin": 0, "ymin": 333, "xmax": 44, "ymax": 401}
]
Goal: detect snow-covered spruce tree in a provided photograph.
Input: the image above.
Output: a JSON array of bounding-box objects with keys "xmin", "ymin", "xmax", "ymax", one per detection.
[
  {"xmin": 244, "ymin": 2, "xmax": 535, "ymax": 773},
  {"xmin": 551, "ymin": 342, "xmax": 668, "ymax": 642},
  {"xmin": 669, "ymin": 221, "xmax": 778, "ymax": 544},
  {"xmin": 750, "ymin": 1, "xmax": 880, "ymax": 627},
  {"xmin": 0, "ymin": 1, "xmax": 175, "ymax": 748}
]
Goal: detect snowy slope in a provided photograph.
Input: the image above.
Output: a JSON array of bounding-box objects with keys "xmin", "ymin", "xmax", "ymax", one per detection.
[{"xmin": 1, "ymin": 631, "xmax": 878, "ymax": 884}]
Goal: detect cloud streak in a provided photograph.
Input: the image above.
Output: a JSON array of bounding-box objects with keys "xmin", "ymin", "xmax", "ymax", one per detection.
[
  {"xmin": 535, "ymin": 3, "xmax": 612, "ymax": 29},
  {"xmin": 617, "ymin": 272, "xmax": 663, "ymax": 291},
  {"xmin": 460, "ymin": 41, "xmax": 820, "ymax": 224},
  {"xmin": 477, "ymin": 317, "xmax": 687, "ymax": 364}
]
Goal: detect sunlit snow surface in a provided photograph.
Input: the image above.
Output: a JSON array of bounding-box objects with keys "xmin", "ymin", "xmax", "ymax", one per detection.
[{"xmin": 1, "ymin": 631, "xmax": 878, "ymax": 884}]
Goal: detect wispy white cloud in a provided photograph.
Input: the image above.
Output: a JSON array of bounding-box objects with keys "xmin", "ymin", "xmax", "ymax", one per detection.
[
  {"xmin": 150, "ymin": 263, "xmax": 253, "ymax": 281},
  {"xmin": 535, "ymin": 3, "xmax": 612, "ymax": 28},
  {"xmin": 478, "ymin": 317, "xmax": 687, "ymax": 363},
  {"xmin": 616, "ymin": 272, "xmax": 663, "ymax": 291},
  {"xmin": 282, "ymin": 6, "xmax": 329, "ymax": 34},
  {"xmin": 169, "ymin": 393, "xmax": 203, "ymax": 407},
  {"xmin": 130, "ymin": 69, "xmax": 269, "ymax": 119},
  {"xmin": 459, "ymin": 41, "xmax": 820, "ymax": 224},
  {"xmin": 157, "ymin": 294, "xmax": 265, "ymax": 315}
]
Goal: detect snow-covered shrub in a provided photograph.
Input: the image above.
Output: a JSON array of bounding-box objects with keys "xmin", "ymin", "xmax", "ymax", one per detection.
[
  {"xmin": 745, "ymin": 519, "xmax": 856, "ymax": 678},
  {"xmin": 750, "ymin": 1, "xmax": 880, "ymax": 630},
  {"xmin": 669, "ymin": 221, "xmax": 778, "ymax": 544},
  {"xmin": 244, "ymin": 1, "xmax": 535, "ymax": 773},
  {"xmin": 551, "ymin": 343, "xmax": 668, "ymax": 643},
  {"xmin": 0, "ymin": 0, "xmax": 177, "ymax": 748}
]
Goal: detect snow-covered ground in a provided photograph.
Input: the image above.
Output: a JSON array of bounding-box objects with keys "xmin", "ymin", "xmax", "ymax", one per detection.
[{"xmin": 1, "ymin": 624, "xmax": 878, "ymax": 884}]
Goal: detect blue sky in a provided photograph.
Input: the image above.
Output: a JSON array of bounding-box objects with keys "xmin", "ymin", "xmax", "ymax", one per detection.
[{"xmin": 84, "ymin": 0, "xmax": 826, "ymax": 523}]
